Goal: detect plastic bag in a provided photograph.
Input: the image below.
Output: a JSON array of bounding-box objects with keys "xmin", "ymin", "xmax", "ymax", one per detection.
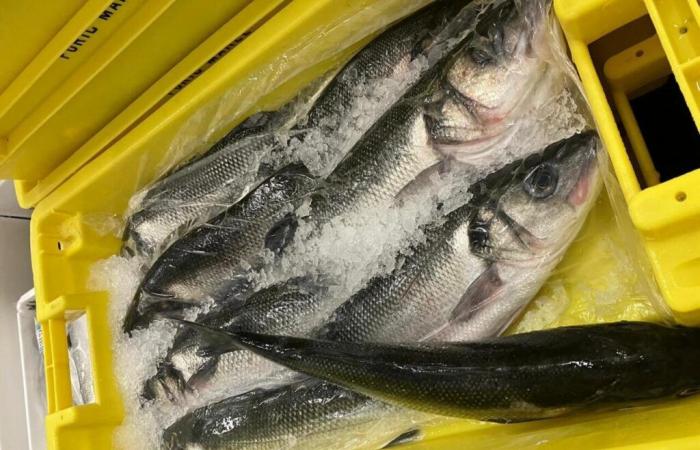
[{"xmin": 84, "ymin": 0, "xmax": 667, "ymax": 448}]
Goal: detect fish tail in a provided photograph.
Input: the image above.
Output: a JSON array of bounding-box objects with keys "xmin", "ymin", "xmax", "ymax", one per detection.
[
  {"xmin": 122, "ymin": 292, "xmax": 146, "ymax": 335},
  {"xmin": 120, "ymin": 210, "xmax": 153, "ymax": 258}
]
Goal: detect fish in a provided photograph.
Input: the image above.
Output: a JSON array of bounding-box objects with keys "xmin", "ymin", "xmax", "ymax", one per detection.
[
  {"xmin": 142, "ymin": 278, "xmax": 326, "ymax": 401},
  {"xmin": 319, "ymin": 130, "xmax": 599, "ymax": 345},
  {"xmin": 161, "ymin": 130, "xmax": 601, "ymax": 448},
  {"xmin": 306, "ymin": 0, "xmax": 549, "ymax": 222},
  {"xmin": 122, "ymin": 0, "xmax": 473, "ymax": 259},
  {"xmin": 161, "ymin": 379, "xmax": 409, "ymax": 450},
  {"xmin": 188, "ymin": 322, "xmax": 700, "ymax": 422},
  {"xmin": 123, "ymin": 163, "xmax": 318, "ymax": 332},
  {"xmin": 122, "ymin": 115, "xmax": 296, "ymax": 260}
]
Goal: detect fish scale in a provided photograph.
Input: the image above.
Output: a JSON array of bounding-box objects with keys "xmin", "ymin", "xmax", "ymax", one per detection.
[
  {"xmin": 320, "ymin": 206, "xmax": 479, "ymax": 344},
  {"xmin": 125, "ymin": 133, "xmax": 279, "ymax": 257},
  {"xmin": 310, "ymin": 102, "xmax": 441, "ymax": 221}
]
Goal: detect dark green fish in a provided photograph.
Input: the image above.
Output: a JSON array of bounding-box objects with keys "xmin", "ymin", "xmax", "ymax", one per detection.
[{"xmin": 181, "ymin": 322, "xmax": 700, "ymax": 422}]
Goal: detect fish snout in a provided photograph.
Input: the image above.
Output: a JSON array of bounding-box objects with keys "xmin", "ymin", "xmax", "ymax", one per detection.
[
  {"xmin": 162, "ymin": 411, "xmax": 200, "ymax": 450},
  {"xmin": 567, "ymin": 145, "xmax": 600, "ymax": 208}
]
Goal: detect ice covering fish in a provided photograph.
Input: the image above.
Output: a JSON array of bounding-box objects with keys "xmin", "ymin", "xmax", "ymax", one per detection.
[
  {"xmin": 122, "ymin": 0, "xmax": 476, "ymax": 258},
  {"xmin": 125, "ymin": 0, "xmax": 549, "ymax": 332},
  {"xmin": 161, "ymin": 130, "xmax": 601, "ymax": 449}
]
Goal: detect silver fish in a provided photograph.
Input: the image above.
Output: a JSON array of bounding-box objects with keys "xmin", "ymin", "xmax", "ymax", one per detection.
[
  {"xmin": 123, "ymin": 0, "xmax": 471, "ymax": 258},
  {"xmin": 123, "ymin": 164, "xmax": 318, "ymax": 332},
  {"xmin": 306, "ymin": 0, "xmax": 549, "ymax": 222},
  {"xmin": 162, "ymin": 130, "xmax": 601, "ymax": 449}
]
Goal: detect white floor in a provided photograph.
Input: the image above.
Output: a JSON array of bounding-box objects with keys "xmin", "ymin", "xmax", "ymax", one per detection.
[{"xmin": 0, "ymin": 181, "xmax": 34, "ymax": 450}]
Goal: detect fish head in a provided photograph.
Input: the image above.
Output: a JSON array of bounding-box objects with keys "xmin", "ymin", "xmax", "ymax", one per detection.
[
  {"xmin": 162, "ymin": 408, "xmax": 203, "ymax": 450},
  {"xmin": 468, "ymin": 130, "xmax": 600, "ymax": 265},
  {"xmin": 426, "ymin": 0, "xmax": 549, "ymax": 156}
]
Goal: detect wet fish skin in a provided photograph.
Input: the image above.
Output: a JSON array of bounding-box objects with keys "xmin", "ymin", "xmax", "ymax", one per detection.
[
  {"xmin": 309, "ymin": 99, "xmax": 444, "ymax": 221},
  {"xmin": 123, "ymin": 0, "xmax": 467, "ymax": 259},
  {"xmin": 188, "ymin": 322, "xmax": 700, "ymax": 422},
  {"xmin": 123, "ymin": 164, "xmax": 318, "ymax": 332},
  {"xmin": 161, "ymin": 129, "xmax": 601, "ymax": 448}
]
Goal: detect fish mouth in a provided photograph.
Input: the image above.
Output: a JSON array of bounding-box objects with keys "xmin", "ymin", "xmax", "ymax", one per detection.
[
  {"xmin": 433, "ymin": 64, "xmax": 551, "ymax": 163},
  {"xmin": 141, "ymin": 361, "xmax": 191, "ymax": 404},
  {"xmin": 567, "ymin": 149, "xmax": 599, "ymax": 207}
]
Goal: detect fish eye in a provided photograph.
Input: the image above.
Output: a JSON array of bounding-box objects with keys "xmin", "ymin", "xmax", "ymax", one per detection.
[{"xmin": 523, "ymin": 163, "xmax": 559, "ymax": 199}]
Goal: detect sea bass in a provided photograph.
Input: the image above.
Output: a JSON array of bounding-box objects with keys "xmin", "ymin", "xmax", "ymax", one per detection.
[
  {"xmin": 161, "ymin": 130, "xmax": 601, "ymax": 448},
  {"xmin": 123, "ymin": 164, "xmax": 318, "ymax": 332},
  {"xmin": 125, "ymin": 0, "xmax": 548, "ymax": 331},
  {"xmin": 122, "ymin": 0, "xmax": 474, "ymax": 258},
  {"xmin": 142, "ymin": 278, "xmax": 324, "ymax": 401},
  {"xmin": 307, "ymin": 0, "xmax": 548, "ymax": 222},
  {"xmin": 197, "ymin": 322, "xmax": 700, "ymax": 422}
]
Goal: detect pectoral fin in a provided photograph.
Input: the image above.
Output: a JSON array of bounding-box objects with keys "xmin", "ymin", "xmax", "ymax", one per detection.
[
  {"xmin": 265, "ymin": 213, "xmax": 299, "ymax": 254},
  {"xmin": 450, "ymin": 263, "xmax": 503, "ymax": 322}
]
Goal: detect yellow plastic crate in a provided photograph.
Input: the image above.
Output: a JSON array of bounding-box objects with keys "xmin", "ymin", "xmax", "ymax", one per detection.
[
  {"xmin": 12, "ymin": 0, "xmax": 291, "ymax": 209},
  {"xmin": 0, "ymin": 0, "xmax": 88, "ymax": 96},
  {"xmin": 0, "ymin": 0, "xmax": 142, "ymax": 170},
  {"xmin": 19, "ymin": 0, "xmax": 700, "ymax": 449},
  {"xmin": 0, "ymin": 0, "xmax": 264, "ymax": 208},
  {"xmin": 28, "ymin": 1, "xmax": 427, "ymax": 448},
  {"xmin": 556, "ymin": 0, "xmax": 700, "ymax": 325}
]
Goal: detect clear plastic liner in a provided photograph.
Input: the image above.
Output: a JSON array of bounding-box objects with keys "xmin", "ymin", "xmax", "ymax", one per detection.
[
  {"xmin": 16, "ymin": 290, "xmax": 47, "ymax": 450},
  {"xmin": 82, "ymin": 0, "xmax": 669, "ymax": 448}
]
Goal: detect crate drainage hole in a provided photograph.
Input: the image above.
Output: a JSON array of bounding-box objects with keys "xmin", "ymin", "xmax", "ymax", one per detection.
[
  {"xmin": 676, "ymin": 191, "xmax": 687, "ymax": 202},
  {"xmin": 630, "ymin": 77, "xmax": 700, "ymax": 182}
]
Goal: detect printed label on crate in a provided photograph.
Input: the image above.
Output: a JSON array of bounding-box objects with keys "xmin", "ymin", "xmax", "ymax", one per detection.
[
  {"xmin": 59, "ymin": 0, "xmax": 130, "ymax": 61},
  {"xmin": 164, "ymin": 29, "xmax": 254, "ymax": 100}
]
